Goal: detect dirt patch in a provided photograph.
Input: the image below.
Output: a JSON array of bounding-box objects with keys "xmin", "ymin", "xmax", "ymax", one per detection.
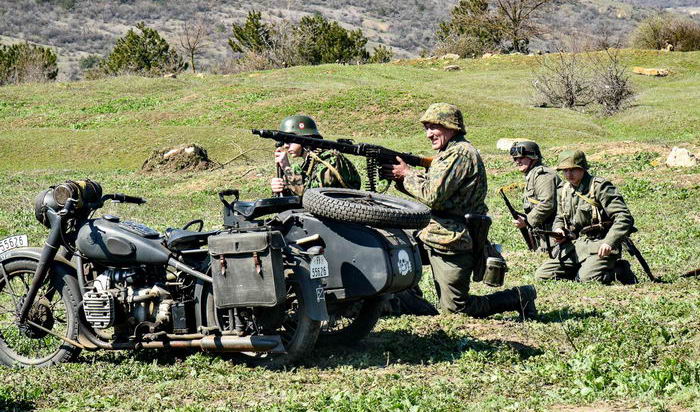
[{"xmin": 141, "ymin": 143, "xmax": 216, "ymax": 173}]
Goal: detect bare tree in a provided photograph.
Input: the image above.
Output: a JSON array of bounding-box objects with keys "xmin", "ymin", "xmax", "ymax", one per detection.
[
  {"xmin": 178, "ymin": 19, "xmax": 209, "ymax": 73},
  {"xmin": 493, "ymin": 0, "xmax": 557, "ymax": 53}
]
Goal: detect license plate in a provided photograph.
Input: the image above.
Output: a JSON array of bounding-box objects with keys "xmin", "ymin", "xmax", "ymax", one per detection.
[
  {"xmin": 309, "ymin": 255, "xmax": 329, "ymax": 279},
  {"xmin": 0, "ymin": 235, "xmax": 28, "ymax": 254}
]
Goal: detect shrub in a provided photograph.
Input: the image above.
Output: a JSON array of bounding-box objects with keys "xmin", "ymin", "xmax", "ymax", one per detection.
[
  {"xmin": 0, "ymin": 42, "xmax": 58, "ymax": 86},
  {"xmin": 369, "ymin": 45, "xmax": 393, "ymax": 63},
  {"xmin": 294, "ymin": 14, "xmax": 370, "ymax": 64},
  {"xmin": 532, "ymin": 52, "xmax": 593, "ymax": 109},
  {"xmin": 532, "ymin": 49, "xmax": 636, "ymax": 115},
  {"xmin": 630, "ymin": 13, "xmax": 700, "ymax": 52},
  {"xmin": 100, "ymin": 22, "xmax": 187, "ymax": 76},
  {"xmin": 226, "ymin": 11, "xmax": 382, "ymax": 71},
  {"xmin": 590, "ymin": 49, "xmax": 635, "ymax": 116},
  {"xmin": 434, "ymin": 0, "xmax": 501, "ymax": 57}
]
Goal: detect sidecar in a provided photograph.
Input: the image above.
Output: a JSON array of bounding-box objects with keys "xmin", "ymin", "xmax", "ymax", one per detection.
[{"xmin": 222, "ymin": 187, "xmax": 431, "ymax": 344}]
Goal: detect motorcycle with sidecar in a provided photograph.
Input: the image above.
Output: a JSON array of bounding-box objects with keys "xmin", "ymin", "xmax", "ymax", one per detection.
[{"xmin": 0, "ymin": 181, "xmax": 430, "ymax": 367}]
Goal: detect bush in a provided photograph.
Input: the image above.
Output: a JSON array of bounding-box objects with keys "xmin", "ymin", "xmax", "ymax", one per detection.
[
  {"xmin": 293, "ymin": 14, "xmax": 370, "ymax": 64},
  {"xmin": 531, "ymin": 49, "xmax": 636, "ymax": 115},
  {"xmin": 630, "ymin": 13, "xmax": 700, "ymax": 52},
  {"xmin": 434, "ymin": 0, "xmax": 501, "ymax": 57},
  {"xmin": 100, "ymin": 22, "xmax": 187, "ymax": 76},
  {"xmin": 226, "ymin": 11, "xmax": 385, "ymax": 71},
  {"xmin": 0, "ymin": 42, "xmax": 58, "ymax": 86},
  {"xmin": 369, "ymin": 45, "xmax": 394, "ymax": 63},
  {"xmin": 532, "ymin": 52, "xmax": 593, "ymax": 109},
  {"xmin": 591, "ymin": 50, "xmax": 635, "ymax": 116}
]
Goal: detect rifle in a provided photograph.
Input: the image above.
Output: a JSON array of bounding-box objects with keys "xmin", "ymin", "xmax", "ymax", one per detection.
[
  {"xmin": 532, "ymin": 228, "xmax": 575, "ymax": 259},
  {"xmin": 541, "ymin": 225, "xmax": 661, "ymax": 283},
  {"xmin": 497, "ymin": 188, "xmax": 538, "ymax": 251},
  {"xmin": 253, "ymin": 129, "xmax": 433, "ymax": 192},
  {"xmin": 622, "ymin": 237, "xmax": 661, "ymax": 283}
]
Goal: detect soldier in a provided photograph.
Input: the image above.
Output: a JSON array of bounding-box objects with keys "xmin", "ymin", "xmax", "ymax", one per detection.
[
  {"xmin": 381, "ymin": 103, "xmax": 537, "ymax": 319},
  {"xmin": 535, "ymin": 150, "xmax": 634, "ymax": 283},
  {"xmin": 510, "ymin": 141, "xmax": 561, "ymax": 251},
  {"xmin": 270, "ymin": 115, "xmax": 361, "ymax": 196}
]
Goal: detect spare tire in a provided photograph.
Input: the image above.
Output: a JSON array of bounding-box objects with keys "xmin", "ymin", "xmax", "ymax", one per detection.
[{"xmin": 302, "ymin": 188, "xmax": 431, "ymax": 229}]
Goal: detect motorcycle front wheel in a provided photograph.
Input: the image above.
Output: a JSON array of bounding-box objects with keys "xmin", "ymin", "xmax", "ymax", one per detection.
[
  {"xmin": 0, "ymin": 258, "xmax": 81, "ymax": 367},
  {"xmin": 203, "ymin": 281, "xmax": 320, "ymax": 366}
]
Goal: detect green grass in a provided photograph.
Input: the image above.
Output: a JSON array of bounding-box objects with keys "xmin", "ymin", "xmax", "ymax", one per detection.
[{"xmin": 1, "ymin": 50, "xmax": 700, "ymax": 411}]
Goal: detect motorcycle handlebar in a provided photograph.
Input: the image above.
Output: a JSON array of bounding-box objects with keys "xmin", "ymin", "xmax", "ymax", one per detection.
[{"xmin": 102, "ymin": 193, "xmax": 147, "ymax": 205}]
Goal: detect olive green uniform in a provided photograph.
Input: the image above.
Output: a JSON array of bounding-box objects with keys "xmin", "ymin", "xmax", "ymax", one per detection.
[
  {"xmin": 523, "ymin": 165, "xmax": 561, "ymax": 250},
  {"xmin": 535, "ymin": 172, "xmax": 634, "ymax": 282},
  {"xmin": 282, "ymin": 149, "xmax": 361, "ymax": 196}
]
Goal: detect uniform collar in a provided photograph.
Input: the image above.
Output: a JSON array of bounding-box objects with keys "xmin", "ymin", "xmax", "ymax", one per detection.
[
  {"xmin": 443, "ymin": 133, "xmax": 467, "ymax": 152},
  {"xmin": 524, "ymin": 162, "xmax": 543, "ymax": 180}
]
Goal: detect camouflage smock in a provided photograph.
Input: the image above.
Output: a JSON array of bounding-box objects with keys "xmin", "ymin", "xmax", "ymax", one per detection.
[
  {"xmin": 554, "ymin": 172, "xmax": 634, "ymax": 255},
  {"xmin": 523, "ymin": 164, "xmax": 561, "ymax": 229},
  {"xmin": 282, "ymin": 149, "xmax": 361, "ymax": 196},
  {"xmin": 402, "ymin": 134, "xmax": 488, "ymax": 254}
]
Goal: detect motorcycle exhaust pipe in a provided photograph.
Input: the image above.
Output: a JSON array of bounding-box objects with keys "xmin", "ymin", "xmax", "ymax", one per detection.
[{"xmin": 138, "ymin": 335, "xmax": 285, "ymax": 353}]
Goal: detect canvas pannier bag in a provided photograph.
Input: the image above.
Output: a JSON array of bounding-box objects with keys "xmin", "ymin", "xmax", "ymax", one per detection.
[{"xmin": 208, "ymin": 230, "xmax": 286, "ymax": 308}]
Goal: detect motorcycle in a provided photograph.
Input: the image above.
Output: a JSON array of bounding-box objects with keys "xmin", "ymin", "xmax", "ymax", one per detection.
[{"xmin": 0, "ymin": 180, "xmax": 327, "ymax": 367}]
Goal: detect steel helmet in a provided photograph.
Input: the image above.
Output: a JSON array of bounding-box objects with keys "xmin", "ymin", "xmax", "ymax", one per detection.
[
  {"xmin": 279, "ymin": 115, "xmax": 321, "ymax": 137},
  {"xmin": 419, "ymin": 103, "xmax": 466, "ymax": 133},
  {"xmin": 510, "ymin": 141, "xmax": 542, "ymax": 160},
  {"xmin": 556, "ymin": 150, "xmax": 589, "ymax": 170}
]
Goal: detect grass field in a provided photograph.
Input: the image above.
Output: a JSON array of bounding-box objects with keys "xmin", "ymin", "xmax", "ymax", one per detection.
[{"xmin": 1, "ymin": 50, "xmax": 699, "ymax": 411}]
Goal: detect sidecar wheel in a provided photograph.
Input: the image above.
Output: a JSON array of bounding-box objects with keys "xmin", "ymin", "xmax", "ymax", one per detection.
[
  {"xmin": 0, "ymin": 259, "xmax": 81, "ymax": 367},
  {"xmin": 203, "ymin": 282, "xmax": 320, "ymax": 366},
  {"xmin": 302, "ymin": 188, "xmax": 431, "ymax": 229},
  {"xmin": 319, "ymin": 297, "xmax": 383, "ymax": 346}
]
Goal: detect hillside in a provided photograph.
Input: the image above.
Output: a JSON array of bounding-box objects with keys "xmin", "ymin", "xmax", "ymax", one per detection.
[
  {"xmin": 1, "ymin": 51, "xmax": 700, "ymax": 410},
  {"xmin": 1, "ymin": 0, "xmax": 699, "ymax": 80}
]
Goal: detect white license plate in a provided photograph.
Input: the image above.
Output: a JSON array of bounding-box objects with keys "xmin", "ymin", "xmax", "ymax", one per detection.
[
  {"xmin": 309, "ymin": 255, "xmax": 329, "ymax": 279},
  {"xmin": 0, "ymin": 235, "xmax": 28, "ymax": 254}
]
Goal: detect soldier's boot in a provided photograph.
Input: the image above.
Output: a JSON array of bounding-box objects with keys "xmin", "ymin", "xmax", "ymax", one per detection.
[{"xmin": 476, "ymin": 285, "xmax": 537, "ymax": 320}]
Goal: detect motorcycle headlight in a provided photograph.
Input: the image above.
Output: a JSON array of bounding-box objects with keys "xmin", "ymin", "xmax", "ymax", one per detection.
[{"xmin": 53, "ymin": 180, "xmax": 103, "ymax": 208}]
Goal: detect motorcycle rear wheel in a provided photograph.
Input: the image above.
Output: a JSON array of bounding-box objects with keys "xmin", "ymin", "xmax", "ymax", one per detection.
[{"xmin": 0, "ymin": 258, "xmax": 81, "ymax": 367}]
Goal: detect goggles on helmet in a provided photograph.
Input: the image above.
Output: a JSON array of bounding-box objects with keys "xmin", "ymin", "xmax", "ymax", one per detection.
[{"xmin": 510, "ymin": 145, "xmax": 535, "ymax": 158}]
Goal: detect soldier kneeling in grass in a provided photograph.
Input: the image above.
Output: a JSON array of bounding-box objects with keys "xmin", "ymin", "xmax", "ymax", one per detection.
[{"xmin": 535, "ymin": 150, "xmax": 637, "ymax": 284}]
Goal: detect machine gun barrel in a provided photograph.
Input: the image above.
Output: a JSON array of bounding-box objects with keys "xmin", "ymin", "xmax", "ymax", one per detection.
[{"xmin": 252, "ymin": 129, "xmax": 432, "ymax": 168}]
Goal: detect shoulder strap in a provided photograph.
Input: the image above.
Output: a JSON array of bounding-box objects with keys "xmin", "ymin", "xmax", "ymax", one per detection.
[{"xmin": 306, "ymin": 150, "xmax": 350, "ymax": 188}]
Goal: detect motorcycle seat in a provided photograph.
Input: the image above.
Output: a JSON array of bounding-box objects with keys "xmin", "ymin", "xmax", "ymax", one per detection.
[
  {"xmin": 165, "ymin": 228, "xmax": 219, "ymax": 251},
  {"xmin": 232, "ymin": 196, "xmax": 302, "ymax": 219}
]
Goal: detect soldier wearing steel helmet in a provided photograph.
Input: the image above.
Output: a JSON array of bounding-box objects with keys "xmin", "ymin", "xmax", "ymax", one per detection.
[
  {"xmin": 381, "ymin": 103, "xmax": 537, "ymax": 319},
  {"xmin": 510, "ymin": 141, "xmax": 561, "ymax": 251},
  {"xmin": 270, "ymin": 115, "xmax": 361, "ymax": 196},
  {"xmin": 535, "ymin": 150, "xmax": 635, "ymax": 282}
]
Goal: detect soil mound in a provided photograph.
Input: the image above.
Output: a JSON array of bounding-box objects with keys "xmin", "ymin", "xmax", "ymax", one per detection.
[{"xmin": 141, "ymin": 144, "xmax": 215, "ymax": 173}]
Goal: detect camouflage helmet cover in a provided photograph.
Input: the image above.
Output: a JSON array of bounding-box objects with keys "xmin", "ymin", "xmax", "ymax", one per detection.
[
  {"xmin": 279, "ymin": 115, "xmax": 321, "ymax": 137},
  {"xmin": 556, "ymin": 149, "xmax": 589, "ymax": 170},
  {"xmin": 510, "ymin": 140, "xmax": 542, "ymax": 160},
  {"xmin": 419, "ymin": 103, "xmax": 466, "ymax": 133}
]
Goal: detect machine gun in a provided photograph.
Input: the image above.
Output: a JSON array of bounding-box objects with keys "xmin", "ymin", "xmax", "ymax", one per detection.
[
  {"xmin": 253, "ymin": 129, "xmax": 433, "ymax": 192},
  {"xmin": 497, "ymin": 187, "xmax": 538, "ymax": 251}
]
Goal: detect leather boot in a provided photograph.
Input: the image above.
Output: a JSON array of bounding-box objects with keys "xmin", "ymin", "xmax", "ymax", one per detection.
[{"xmin": 470, "ymin": 285, "xmax": 537, "ymax": 320}]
